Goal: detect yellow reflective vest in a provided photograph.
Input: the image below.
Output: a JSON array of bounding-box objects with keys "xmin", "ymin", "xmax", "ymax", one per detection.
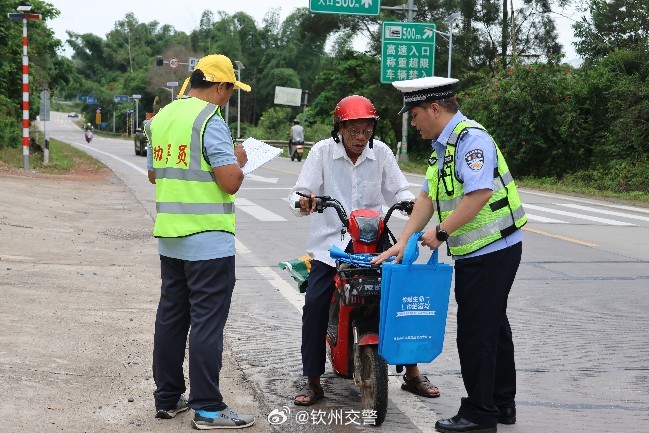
[
  {"xmin": 426, "ymin": 120, "xmax": 526, "ymax": 256},
  {"xmin": 145, "ymin": 98, "xmax": 235, "ymax": 238}
]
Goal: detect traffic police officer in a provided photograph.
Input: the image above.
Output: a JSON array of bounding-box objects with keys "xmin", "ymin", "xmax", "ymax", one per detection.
[{"xmin": 373, "ymin": 76, "xmax": 526, "ymax": 433}]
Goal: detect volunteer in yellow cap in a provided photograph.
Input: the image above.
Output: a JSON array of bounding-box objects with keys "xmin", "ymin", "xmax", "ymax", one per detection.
[{"xmin": 144, "ymin": 54, "xmax": 255, "ymax": 430}]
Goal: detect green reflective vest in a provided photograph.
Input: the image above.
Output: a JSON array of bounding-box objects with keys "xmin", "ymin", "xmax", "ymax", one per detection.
[
  {"xmin": 426, "ymin": 120, "xmax": 526, "ymax": 256},
  {"xmin": 145, "ymin": 98, "xmax": 235, "ymax": 238}
]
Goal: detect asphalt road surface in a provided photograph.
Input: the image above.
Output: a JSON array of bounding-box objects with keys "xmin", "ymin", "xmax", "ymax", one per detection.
[{"xmin": 29, "ymin": 112, "xmax": 649, "ymax": 432}]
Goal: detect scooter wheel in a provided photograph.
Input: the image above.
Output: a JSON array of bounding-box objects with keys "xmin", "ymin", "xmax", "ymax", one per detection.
[
  {"xmin": 359, "ymin": 346, "xmax": 388, "ymax": 426},
  {"xmin": 297, "ymin": 154, "xmax": 302, "ymax": 162}
]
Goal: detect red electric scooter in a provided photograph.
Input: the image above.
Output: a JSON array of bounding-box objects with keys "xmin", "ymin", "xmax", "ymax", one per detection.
[{"xmin": 295, "ymin": 192, "xmax": 413, "ymax": 426}]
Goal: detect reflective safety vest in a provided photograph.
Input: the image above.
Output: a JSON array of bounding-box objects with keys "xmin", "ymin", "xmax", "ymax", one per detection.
[
  {"xmin": 145, "ymin": 98, "xmax": 235, "ymax": 238},
  {"xmin": 426, "ymin": 120, "xmax": 526, "ymax": 256}
]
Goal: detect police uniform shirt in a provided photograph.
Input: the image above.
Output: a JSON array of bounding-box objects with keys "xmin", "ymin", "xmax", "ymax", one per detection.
[
  {"xmin": 422, "ymin": 110, "xmax": 522, "ymax": 259},
  {"xmin": 147, "ymin": 111, "xmax": 237, "ymax": 260}
]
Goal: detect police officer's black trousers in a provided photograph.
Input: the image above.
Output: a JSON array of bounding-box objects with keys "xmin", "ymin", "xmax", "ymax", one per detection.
[
  {"xmin": 153, "ymin": 255, "xmax": 235, "ymax": 412},
  {"xmin": 301, "ymin": 259, "xmax": 337, "ymax": 377},
  {"xmin": 454, "ymin": 242, "xmax": 522, "ymax": 426}
]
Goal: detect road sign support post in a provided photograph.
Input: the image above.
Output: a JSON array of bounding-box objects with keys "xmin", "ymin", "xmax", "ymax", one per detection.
[
  {"xmin": 380, "ymin": 0, "xmax": 419, "ymax": 161},
  {"xmin": 132, "ymin": 95, "xmax": 141, "ymax": 130},
  {"xmin": 39, "ymin": 89, "xmax": 50, "ymax": 164}
]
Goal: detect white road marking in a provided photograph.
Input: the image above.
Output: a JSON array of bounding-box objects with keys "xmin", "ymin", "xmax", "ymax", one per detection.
[
  {"xmin": 525, "ymin": 214, "xmax": 567, "ymax": 224},
  {"xmin": 236, "ymin": 198, "xmax": 287, "ymax": 221},
  {"xmin": 245, "ymin": 174, "xmax": 278, "ymax": 183},
  {"xmin": 69, "ymin": 141, "xmax": 148, "ymax": 176},
  {"xmin": 557, "ymin": 203, "xmax": 649, "ymax": 222},
  {"xmin": 524, "ymin": 204, "xmax": 635, "ymax": 226},
  {"xmin": 520, "ymin": 189, "xmax": 649, "ymax": 214}
]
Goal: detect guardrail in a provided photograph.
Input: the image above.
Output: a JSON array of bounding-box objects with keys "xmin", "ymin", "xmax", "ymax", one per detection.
[{"xmin": 234, "ymin": 139, "xmax": 314, "ymax": 150}]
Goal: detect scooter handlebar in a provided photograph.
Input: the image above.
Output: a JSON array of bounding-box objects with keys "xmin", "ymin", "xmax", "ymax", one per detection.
[{"xmin": 295, "ymin": 192, "xmax": 349, "ymax": 226}]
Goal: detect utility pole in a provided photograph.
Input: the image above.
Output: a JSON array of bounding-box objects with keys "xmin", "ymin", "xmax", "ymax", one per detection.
[
  {"xmin": 234, "ymin": 61, "xmax": 245, "ymax": 139},
  {"xmin": 302, "ymin": 90, "xmax": 309, "ymax": 117}
]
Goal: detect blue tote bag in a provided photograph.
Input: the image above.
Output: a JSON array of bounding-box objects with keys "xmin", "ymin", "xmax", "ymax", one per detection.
[{"xmin": 379, "ymin": 232, "xmax": 454, "ymax": 365}]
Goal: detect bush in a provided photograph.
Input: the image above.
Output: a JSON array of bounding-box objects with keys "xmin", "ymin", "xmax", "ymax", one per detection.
[
  {"xmin": 0, "ymin": 116, "xmax": 21, "ymax": 150},
  {"xmin": 459, "ymin": 60, "xmax": 588, "ymax": 178},
  {"xmin": 0, "ymin": 95, "xmax": 20, "ymax": 149}
]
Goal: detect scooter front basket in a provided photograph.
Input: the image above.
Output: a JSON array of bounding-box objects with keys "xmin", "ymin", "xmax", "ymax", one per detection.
[{"xmin": 336, "ymin": 264, "xmax": 382, "ymax": 306}]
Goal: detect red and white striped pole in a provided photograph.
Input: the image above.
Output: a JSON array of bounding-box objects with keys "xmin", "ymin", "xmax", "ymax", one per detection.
[
  {"xmin": 20, "ymin": 16, "xmax": 30, "ymax": 169},
  {"xmin": 8, "ymin": 7, "xmax": 42, "ymax": 170}
]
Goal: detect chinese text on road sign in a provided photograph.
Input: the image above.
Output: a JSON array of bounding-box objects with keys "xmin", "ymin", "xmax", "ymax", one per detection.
[
  {"xmin": 310, "ymin": 0, "xmax": 380, "ymax": 16},
  {"xmin": 381, "ymin": 22, "xmax": 436, "ymax": 83}
]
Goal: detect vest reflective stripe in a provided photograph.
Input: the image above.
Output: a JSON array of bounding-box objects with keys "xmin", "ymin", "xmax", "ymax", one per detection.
[
  {"xmin": 154, "ymin": 167, "xmax": 214, "ymax": 182},
  {"xmin": 426, "ymin": 120, "xmax": 526, "ymax": 256},
  {"xmin": 447, "ymin": 120, "xmax": 482, "ymax": 146},
  {"xmin": 149, "ymin": 99, "xmax": 235, "ymax": 238},
  {"xmin": 447, "ymin": 206, "xmax": 526, "ymax": 248},
  {"xmin": 437, "ymin": 170, "xmax": 516, "ymax": 212},
  {"xmin": 156, "ymin": 202, "xmax": 235, "ymax": 214}
]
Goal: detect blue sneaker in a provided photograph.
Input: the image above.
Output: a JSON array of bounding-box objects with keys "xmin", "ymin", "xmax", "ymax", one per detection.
[
  {"xmin": 191, "ymin": 407, "xmax": 255, "ymax": 429},
  {"xmin": 155, "ymin": 395, "xmax": 189, "ymax": 419}
]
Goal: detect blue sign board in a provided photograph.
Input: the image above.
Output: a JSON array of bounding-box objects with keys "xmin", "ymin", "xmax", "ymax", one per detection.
[
  {"xmin": 86, "ymin": 96, "xmax": 98, "ymax": 104},
  {"xmin": 113, "ymin": 95, "xmax": 129, "ymax": 104}
]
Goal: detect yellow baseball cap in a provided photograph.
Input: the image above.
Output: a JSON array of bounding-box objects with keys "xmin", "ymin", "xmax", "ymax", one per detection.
[
  {"xmin": 196, "ymin": 54, "xmax": 251, "ymax": 92},
  {"xmin": 177, "ymin": 54, "xmax": 251, "ymax": 99}
]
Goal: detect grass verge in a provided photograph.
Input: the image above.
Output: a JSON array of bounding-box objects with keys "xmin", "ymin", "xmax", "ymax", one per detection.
[{"xmin": 0, "ymin": 131, "xmax": 105, "ymax": 175}]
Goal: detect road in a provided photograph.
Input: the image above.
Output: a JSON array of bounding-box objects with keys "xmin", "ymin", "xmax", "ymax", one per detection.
[{"xmin": 37, "ymin": 112, "xmax": 649, "ymax": 432}]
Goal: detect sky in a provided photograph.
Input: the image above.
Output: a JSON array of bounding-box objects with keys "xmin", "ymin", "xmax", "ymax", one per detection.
[{"xmin": 47, "ymin": 0, "xmax": 583, "ymax": 64}]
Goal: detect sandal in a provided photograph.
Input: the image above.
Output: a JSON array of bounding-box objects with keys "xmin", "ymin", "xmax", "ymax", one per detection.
[
  {"xmin": 401, "ymin": 374, "xmax": 440, "ymax": 398},
  {"xmin": 294, "ymin": 383, "xmax": 325, "ymax": 406}
]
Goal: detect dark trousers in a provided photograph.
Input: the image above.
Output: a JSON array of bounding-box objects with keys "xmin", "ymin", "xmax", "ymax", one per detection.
[
  {"xmin": 455, "ymin": 242, "xmax": 522, "ymax": 426},
  {"xmin": 153, "ymin": 255, "xmax": 235, "ymax": 412},
  {"xmin": 301, "ymin": 259, "xmax": 338, "ymax": 377}
]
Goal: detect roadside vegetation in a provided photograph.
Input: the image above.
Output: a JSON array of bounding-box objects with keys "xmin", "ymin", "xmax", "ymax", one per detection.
[
  {"xmin": 0, "ymin": 0, "xmax": 646, "ymax": 204},
  {"xmin": 0, "ymin": 129, "xmax": 105, "ymax": 175}
]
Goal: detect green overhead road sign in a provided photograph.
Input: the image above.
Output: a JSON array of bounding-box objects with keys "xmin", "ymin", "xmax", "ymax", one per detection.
[
  {"xmin": 381, "ymin": 21, "xmax": 436, "ymax": 83},
  {"xmin": 310, "ymin": 0, "xmax": 380, "ymax": 16}
]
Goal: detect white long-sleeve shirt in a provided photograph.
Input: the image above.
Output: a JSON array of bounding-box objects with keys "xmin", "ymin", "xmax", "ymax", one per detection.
[{"xmin": 288, "ymin": 137, "xmax": 415, "ymax": 266}]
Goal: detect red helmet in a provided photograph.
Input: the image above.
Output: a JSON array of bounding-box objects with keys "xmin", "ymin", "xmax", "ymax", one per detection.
[{"xmin": 333, "ymin": 95, "xmax": 379, "ymax": 124}]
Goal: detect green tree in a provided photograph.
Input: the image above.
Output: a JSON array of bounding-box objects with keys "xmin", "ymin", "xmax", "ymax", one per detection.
[
  {"xmin": 0, "ymin": 0, "xmax": 63, "ymax": 147},
  {"xmin": 574, "ymin": 0, "xmax": 649, "ymax": 64}
]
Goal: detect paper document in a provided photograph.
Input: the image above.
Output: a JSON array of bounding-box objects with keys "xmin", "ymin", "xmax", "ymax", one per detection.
[{"xmin": 240, "ymin": 137, "xmax": 283, "ymax": 175}]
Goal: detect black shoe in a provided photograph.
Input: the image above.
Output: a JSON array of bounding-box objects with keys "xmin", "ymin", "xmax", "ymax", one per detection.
[
  {"xmin": 498, "ymin": 407, "xmax": 516, "ymax": 424},
  {"xmin": 435, "ymin": 415, "xmax": 497, "ymax": 433}
]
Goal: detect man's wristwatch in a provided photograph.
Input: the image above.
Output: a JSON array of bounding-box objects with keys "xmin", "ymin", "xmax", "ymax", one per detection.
[{"xmin": 436, "ymin": 225, "xmax": 449, "ymax": 242}]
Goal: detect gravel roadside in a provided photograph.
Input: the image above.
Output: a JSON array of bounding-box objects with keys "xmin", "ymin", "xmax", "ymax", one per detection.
[{"xmin": 0, "ymin": 170, "xmax": 271, "ymax": 432}]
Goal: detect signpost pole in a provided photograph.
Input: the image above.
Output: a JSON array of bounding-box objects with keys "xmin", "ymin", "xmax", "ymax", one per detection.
[
  {"xmin": 39, "ymin": 89, "xmax": 50, "ymax": 164},
  {"xmin": 401, "ymin": 0, "xmax": 416, "ymax": 162},
  {"xmin": 132, "ymin": 95, "xmax": 142, "ymax": 130}
]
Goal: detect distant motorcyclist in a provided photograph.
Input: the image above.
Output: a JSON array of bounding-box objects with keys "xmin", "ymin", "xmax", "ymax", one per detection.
[
  {"xmin": 288, "ymin": 119, "xmax": 305, "ymax": 162},
  {"xmin": 84, "ymin": 123, "xmax": 93, "ymax": 132},
  {"xmin": 290, "ymin": 119, "xmax": 304, "ymax": 145}
]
